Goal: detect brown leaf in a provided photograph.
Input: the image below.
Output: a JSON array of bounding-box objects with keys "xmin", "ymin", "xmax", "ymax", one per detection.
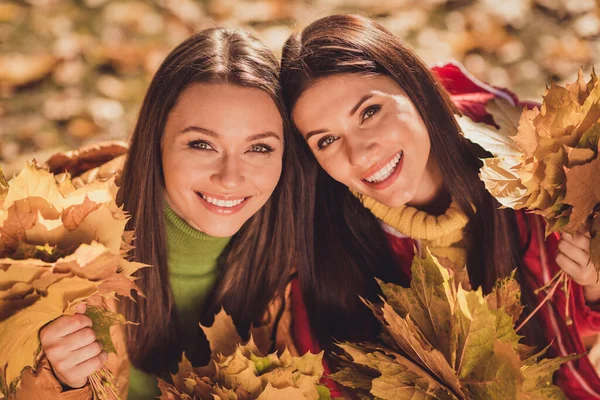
[
  {"xmin": 0, "ymin": 54, "xmax": 57, "ymax": 87},
  {"xmin": 563, "ymin": 157, "xmax": 600, "ymax": 230},
  {"xmin": 0, "ymin": 206, "xmax": 37, "ymax": 255},
  {"xmin": 485, "ymin": 271, "xmax": 524, "ymax": 323},
  {"xmin": 61, "ymin": 196, "xmax": 102, "ymax": 231},
  {"xmin": 566, "ymin": 147, "xmax": 596, "ymax": 168}
]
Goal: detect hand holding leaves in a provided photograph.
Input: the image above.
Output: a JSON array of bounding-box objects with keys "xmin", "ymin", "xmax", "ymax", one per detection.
[
  {"xmin": 556, "ymin": 221, "xmax": 600, "ymax": 303},
  {"xmin": 40, "ymin": 303, "xmax": 108, "ymax": 389}
]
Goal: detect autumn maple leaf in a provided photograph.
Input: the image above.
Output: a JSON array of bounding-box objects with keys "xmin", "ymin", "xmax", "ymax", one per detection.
[
  {"xmin": 332, "ymin": 250, "xmax": 578, "ymax": 400},
  {"xmin": 457, "ymin": 69, "xmax": 600, "ymax": 279},
  {"xmin": 157, "ymin": 309, "xmax": 330, "ymax": 400},
  {"xmin": 0, "ymin": 162, "xmax": 145, "ymax": 399}
]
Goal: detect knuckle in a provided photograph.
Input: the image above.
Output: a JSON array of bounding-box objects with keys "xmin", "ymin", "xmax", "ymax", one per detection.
[
  {"xmin": 73, "ymin": 315, "xmax": 91, "ymax": 330},
  {"xmin": 53, "ymin": 359, "xmax": 68, "ymax": 373},
  {"xmin": 82, "ymin": 328, "xmax": 96, "ymax": 343},
  {"xmin": 90, "ymin": 342, "xmax": 102, "ymax": 356},
  {"xmin": 91, "ymin": 355, "xmax": 104, "ymax": 371}
]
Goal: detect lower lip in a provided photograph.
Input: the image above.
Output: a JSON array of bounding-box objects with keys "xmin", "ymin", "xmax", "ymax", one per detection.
[
  {"xmin": 362, "ymin": 152, "xmax": 404, "ymax": 190},
  {"xmin": 196, "ymin": 192, "xmax": 250, "ymax": 215}
]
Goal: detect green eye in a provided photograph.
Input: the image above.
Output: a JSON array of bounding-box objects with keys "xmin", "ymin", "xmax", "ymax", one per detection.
[
  {"xmin": 188, "ymin": 140, "xmax": 214, "ymax": 150},
  {"xmin": 249, "ymin": 143, "xmax": 274, "ymax": 153}
]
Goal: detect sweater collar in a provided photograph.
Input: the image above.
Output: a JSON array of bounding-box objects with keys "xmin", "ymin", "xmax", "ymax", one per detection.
[
  {"xmin": 163, "ymin": 201, "xmax": 231, "ymax": 273},
  {"xmin": 351, "ymin": 191, "xmax": 469, "ymax": 242}
]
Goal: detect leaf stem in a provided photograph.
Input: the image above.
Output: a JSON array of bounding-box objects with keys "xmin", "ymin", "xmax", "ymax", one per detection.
[{"xmin": 516, "ymin": 270, "xmax": 565, "ymax": 333}]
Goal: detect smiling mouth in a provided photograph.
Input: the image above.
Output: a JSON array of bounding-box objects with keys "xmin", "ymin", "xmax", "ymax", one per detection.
[
  {"xmin": 196, "ymin": 192, "xmax": 250, "ymax": 208},
  {"xmin": 363, "ymin": 151, "xmax": 403, "ymax": 184}
]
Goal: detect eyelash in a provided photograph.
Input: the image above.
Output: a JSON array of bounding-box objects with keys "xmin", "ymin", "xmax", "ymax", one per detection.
[
  {"xmin": 187, "ymin": 140, "xmax": 274, "ymax": 154},
  {"xmin": 361, "ymin": 104, "xmax": 381, "ymax": 122},
  {"xmin": 248, "ymin": 142, "xmax": 274, "ymax": 153},
  {"xmin": 188, "ymin": 140, "xmax": 213, "ymax": 150},
  {"xmin": 317, "ymin": 135, "xmax": 340, "ymax": 150}
]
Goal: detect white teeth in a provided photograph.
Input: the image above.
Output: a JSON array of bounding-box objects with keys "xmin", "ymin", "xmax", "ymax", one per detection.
[
  {"xmin": 200, "ymin": 193, "xmax": 245, "ymax": 207},
  {"xmin": 365, "ymin": 151, "xmax": 403, "ymax": 183}
]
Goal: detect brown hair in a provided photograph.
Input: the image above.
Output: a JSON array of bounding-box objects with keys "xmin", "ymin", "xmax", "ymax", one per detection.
[
  {"xmin": 118, "ymin": 27, "xmax": 310, "ymax": 373},
  {"xmin": 280, "ymin": 14, "xmax": 538, "ymax": 352}
]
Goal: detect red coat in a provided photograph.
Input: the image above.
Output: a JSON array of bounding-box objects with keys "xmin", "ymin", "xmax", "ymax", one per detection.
[{"xmin": 290, "ymin": 62, "xmax": 600, "ymax": 399}]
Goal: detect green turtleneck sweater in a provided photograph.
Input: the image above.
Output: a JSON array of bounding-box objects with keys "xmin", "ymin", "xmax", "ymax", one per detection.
[{"xmin": 127, "ymin": 203, "xmax": 231, "ymax": 400}]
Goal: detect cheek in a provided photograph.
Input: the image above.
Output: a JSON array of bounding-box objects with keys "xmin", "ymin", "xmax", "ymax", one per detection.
[
  {"xmin": 250, "ymin": 158, "xmax": 283, "ymax": 194},
  {"xmin": 318, "ymin": 153, "xmax": 352, "ymax": 185}
]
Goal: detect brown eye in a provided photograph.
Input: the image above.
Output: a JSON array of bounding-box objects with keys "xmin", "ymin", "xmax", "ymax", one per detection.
[
  {"xmin": 361, "ymin": 105, "xmax": 381, "ymax": 122},
  {"xmin": 317, "ymin": 135, "xmax": 339, "ymax": 150}
]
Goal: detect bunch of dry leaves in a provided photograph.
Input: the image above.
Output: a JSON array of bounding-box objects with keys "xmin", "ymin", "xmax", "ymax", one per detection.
[
  {"xmin": 331, "ymin": 250, "xmax": 578, "ymax": 399},
  {"xmin": 158, "ymin": 309, "xmax": 330, "ymax": 400},
  {"xmin": 458, "ymin": 68, "xmax": 600, "ymax": 323},
  {"xmin": 0, "ymin": 162, "xmax": 144, "ymax": 399}
]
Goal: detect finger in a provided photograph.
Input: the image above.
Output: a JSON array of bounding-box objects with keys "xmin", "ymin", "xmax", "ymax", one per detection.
[
  {"xmin": 69, "ymin": 351, "xmax": 108, "ymax": 381},
  {"xmin": 561, "ymin": 232, "xmax": 591, "ymax": 251},
  {"xmin": 63, "ymin": 341, "xmax": 103, "ymax": 368},
  {"xmin": 40, "ymin": 314, "xmax": 93, "ymax": 345},
  {"xmin": 576, "ymin": 224, "xmax": 592, "ymax": 239},
  {"xmin": 558, "ymin": 239, "xmax": 591, "ymax": 267},
  {"xmin": 63, "ymin": 327, "xmax": 97, "ymax": 352},
  {"xmin": 57, "ymin": 352, "xmax": 107, "ymax": 389},
  {"xmin": 74, "ymin": 303, "xmax": 87, "ymax": 315},
  {"xmin": 556, "ymin": 252, "xmax": 596, "ymax": 285}
]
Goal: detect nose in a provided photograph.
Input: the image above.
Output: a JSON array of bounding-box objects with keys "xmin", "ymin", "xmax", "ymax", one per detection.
[
  {"xmin": 211, "ymin": 155, "xmax": 245, "ymax": 190},
  {"xmin": 346, "ymin": 135, "xmax": 379, "ymax": 169}
]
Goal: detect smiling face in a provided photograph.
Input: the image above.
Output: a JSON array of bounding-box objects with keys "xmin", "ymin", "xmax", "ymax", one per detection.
[
  {"xmin": 292, "ymin": 73, "xmax": 444, "ymax": 209},
  {"xmin": 161, "ymin": 83, "xmax": 284, "ymax": 237}
]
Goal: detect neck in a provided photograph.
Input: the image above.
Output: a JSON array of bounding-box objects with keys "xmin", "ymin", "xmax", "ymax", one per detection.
[{"xmin": 406, "ymin": 156, "xmax": 449, "ymax": 215}]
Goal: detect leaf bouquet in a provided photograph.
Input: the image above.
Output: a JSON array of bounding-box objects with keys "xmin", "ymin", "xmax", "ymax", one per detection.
[
  {"xmin": 0, "ymin": 162, "xmax": 145, "ymax": 399},
  {"xmin": 331, "ymin": 250, "xmax": 577, "ymax": 400},
  {"xmin": 158, "ymin": 309, "xmax": 331, "ymax": 400},
  {"xmin": 457, "ymin": 68, "xmax": 600, "ymax": 324}
]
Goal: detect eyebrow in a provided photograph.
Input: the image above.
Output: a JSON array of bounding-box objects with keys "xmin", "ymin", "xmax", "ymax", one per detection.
[
  {"xmin": 349, "ymin": 94, "xmax": 374, "ymax": 116},
  {"xmin": 180, "ymin": 126, "xmax": 281, "ymax": 142},
  {"xmin": 305, "ymin": 129, "xmax": 329, "ymax": 142}
]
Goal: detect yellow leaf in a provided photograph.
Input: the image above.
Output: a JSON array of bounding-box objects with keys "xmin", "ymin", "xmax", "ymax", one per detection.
[
  {"xmin": 0, "ymin": 276, "xmax": 99, "ymax": 388},
  {"xmin": 3, "ymin": 163, "xmax": 63, "ymax": 219},
  {"xmin": 480, "ymin": 158, "xmax": 529, "ymax": 209},
  {"xmin": 513, "ymin": 108, "xmax": 541, "ymax": 158},
  {"xmin": 201, "ymin": 308, "xmax": 245, "ymax": 357},
  {"xmin": 256, "ymin": 383, "xmax": 307, "ymax": 400}
]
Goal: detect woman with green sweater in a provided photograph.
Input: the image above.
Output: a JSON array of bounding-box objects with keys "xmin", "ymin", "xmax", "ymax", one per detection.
[{"xmin": 22, "ymin": 27, "xmax": 309, "ymax": 399}]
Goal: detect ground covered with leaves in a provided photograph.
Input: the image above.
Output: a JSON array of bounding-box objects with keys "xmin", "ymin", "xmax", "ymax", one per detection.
[{"xmin": 0, "ymin": 0, "xmax": 599, "ymax": 176}]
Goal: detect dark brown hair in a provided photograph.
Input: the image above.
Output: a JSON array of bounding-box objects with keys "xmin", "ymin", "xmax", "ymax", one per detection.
[
  {"xmin": 280, "ymin": 14, "xmax": 537, "ymax": 352},
  {"xmin": 118, "ymin": 27, "xmax": 310, "ymax": 373}
]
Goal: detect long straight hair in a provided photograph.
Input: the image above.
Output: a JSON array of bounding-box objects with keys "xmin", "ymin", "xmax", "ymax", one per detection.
[
  {"xmin": 280, "ymin": 14, "xmax": 538, "ymax": 352},
  {"xmin": 118, "ymin": 27, "xmax": 310, "ymax": 373}
]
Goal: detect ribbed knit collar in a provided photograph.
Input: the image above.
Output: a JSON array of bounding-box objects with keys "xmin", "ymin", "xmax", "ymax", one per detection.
[
  {"xmin": 351, "ymin": 191, "xmax": 468, "ymax": 243},
  {"xmin": 163, "ymin": 201, "xmax": 231, "ymax": 275}
]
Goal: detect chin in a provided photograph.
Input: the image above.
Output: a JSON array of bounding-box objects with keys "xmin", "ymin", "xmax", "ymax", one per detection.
[{"xmin": 199, "ymin": 223, "xmax": 243, "ymax": 238}]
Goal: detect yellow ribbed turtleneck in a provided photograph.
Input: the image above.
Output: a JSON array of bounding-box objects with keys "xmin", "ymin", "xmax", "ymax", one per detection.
[{"xmin": 353, "ymin": 191, "xmax": 470, "ymax": 280}]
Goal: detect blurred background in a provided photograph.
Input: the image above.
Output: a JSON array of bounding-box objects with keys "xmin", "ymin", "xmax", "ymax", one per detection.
[{"xmin": 0, "ymin": 0, "xmax": 599, "ymax": 176}]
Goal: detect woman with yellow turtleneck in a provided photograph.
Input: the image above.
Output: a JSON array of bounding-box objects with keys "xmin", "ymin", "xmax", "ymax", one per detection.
[{"xmin": 279, "ymin": 14, "xmax": 600, "ymax": 399}]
